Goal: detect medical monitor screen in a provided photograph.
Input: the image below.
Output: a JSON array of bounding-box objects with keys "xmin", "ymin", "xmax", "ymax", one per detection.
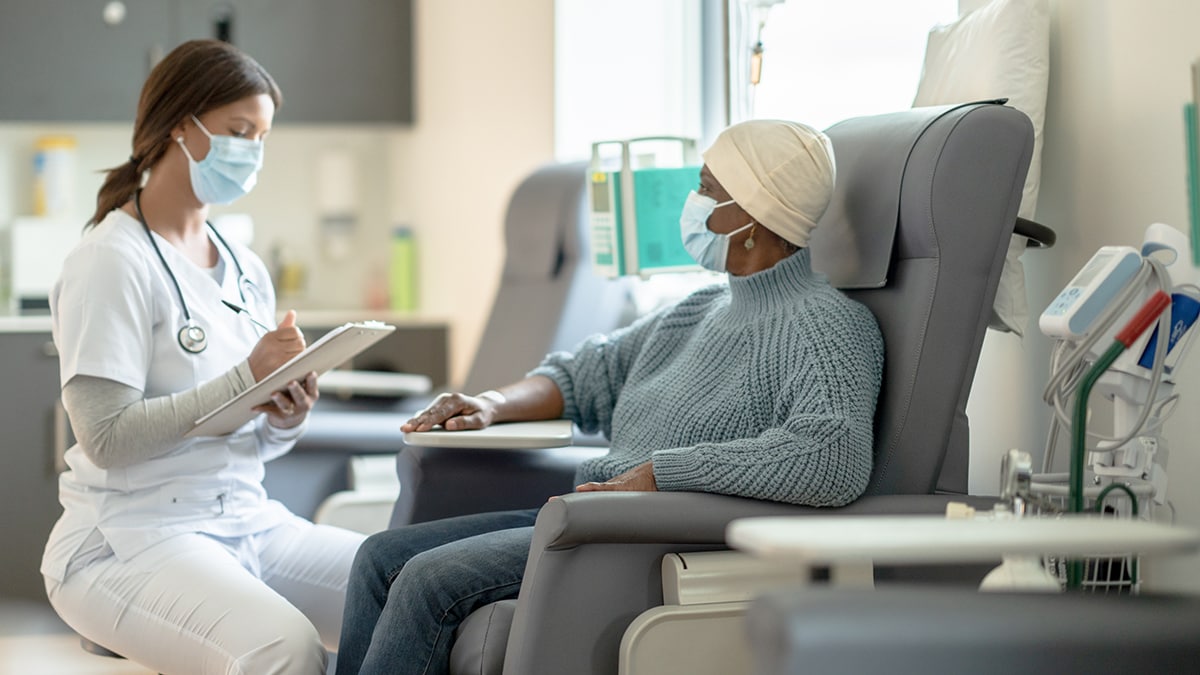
[
  {"xmin": 1069, "ymin": 252, "xmax": 1111, "ymax": 288},
  {"xmin": 591, "ymin": 182, "xmax": 611, "ymax": 213}
]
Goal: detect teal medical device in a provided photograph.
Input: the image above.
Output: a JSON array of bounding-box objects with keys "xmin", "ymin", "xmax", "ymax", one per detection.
[{"xmin": 589, "ymin": 137, "xmax": 701, "ymax": 278}]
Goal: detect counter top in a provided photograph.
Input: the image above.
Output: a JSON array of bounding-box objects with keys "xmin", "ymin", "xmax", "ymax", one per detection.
[{"xmin": 0, "ymin": 316, "xmax": 53, "ymax": 332}]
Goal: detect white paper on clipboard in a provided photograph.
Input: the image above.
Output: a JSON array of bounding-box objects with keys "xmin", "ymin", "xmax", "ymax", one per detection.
[{"xmin": 187, "ymin": 322, "xmax": 396, "ymax": 437}]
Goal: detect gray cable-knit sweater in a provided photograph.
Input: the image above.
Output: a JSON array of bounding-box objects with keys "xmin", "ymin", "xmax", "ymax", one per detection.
[{"xmin": 530, "ymin": 248, "xmax": 884, "ymax": 507}]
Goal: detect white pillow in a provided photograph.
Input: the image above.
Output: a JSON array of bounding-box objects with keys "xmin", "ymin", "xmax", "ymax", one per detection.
[{"xmin": 913, "ymin": 0, "xmax": 1050, "ymax": 336}]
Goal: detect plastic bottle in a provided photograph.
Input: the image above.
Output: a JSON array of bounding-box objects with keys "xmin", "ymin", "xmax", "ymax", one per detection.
[
  {"xmin": 270, "ymin": 243, "xmax": 307, "ymax": 301},
  {"xmin": 389, "ymin": 227, "xmax": 418, "ymax": 312},
  {"xmin": 365, "ymin": 263, "xmax": 390, "ymax": 311},
  {"xmin": 33, "ymin": 135, "xmax": 77, "ymax": 218}
]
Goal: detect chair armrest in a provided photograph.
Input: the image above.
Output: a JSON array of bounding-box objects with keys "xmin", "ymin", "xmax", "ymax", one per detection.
[
  {"xmin": 501, "ymin": 491, "xmax": 1001, "ymax": 675},
  {"xmin": 533, "ymin": 491, "xmax": 1002, "ymax": 549},
  {"xmin": 1015, "ymin": 217, "xmax": 1056, "ymax": 248}
]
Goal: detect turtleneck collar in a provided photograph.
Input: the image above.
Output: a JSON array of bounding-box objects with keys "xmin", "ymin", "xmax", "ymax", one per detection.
[{"xmin": 726, "ymin": 248, "xmax": 824, "ymax": 318}]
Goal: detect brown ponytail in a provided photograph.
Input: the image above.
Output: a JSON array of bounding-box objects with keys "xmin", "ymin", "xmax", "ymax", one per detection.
[
  {"xmin": 88, "ymin": 39, "xmax": 282, "ymax": 227},
  {"xmin": 90, "ymin": 158, "xmax": 145, "ymax": 228}
]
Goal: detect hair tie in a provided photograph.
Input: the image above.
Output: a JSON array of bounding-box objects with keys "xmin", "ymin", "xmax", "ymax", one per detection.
[{"xmin": 129, "ymin": 155, "xmax": 141, "ymax": 166}]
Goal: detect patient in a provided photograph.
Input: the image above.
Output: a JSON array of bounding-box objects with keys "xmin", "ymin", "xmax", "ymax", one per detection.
[{"xmin": 334, "ymin": 120, "xmax": 885, "ymax": 675}]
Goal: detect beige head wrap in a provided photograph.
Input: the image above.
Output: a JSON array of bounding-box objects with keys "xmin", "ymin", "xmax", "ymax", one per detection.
[{"xmin": 702, "ymin": 119, "xmax": 836, "ymax": 248}]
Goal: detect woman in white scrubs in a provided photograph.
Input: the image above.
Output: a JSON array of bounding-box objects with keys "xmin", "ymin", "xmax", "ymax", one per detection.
[{"xmin": 41, "ymin": 39, "xmax": 365, "ymax": 675}]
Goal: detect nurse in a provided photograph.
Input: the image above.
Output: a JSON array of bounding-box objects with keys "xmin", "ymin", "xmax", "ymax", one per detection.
[{"xmin": 41, "ymin": 40, "xmax": 365, "ymax": 674}]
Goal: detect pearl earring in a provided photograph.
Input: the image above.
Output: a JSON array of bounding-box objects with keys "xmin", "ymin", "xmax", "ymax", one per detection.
[{"xmin": 744, "ymin": 224, "xmax": 757, "ymax": 250}]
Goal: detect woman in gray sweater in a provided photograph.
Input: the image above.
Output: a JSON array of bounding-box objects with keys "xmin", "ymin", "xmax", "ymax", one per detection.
[{"xmin": 336, "ymin": 119, "xmax": 885, "ymax": 675}]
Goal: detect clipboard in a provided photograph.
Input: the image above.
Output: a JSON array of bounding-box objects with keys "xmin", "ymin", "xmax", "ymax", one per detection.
[
  {"xmin": 402, "ymin": 420, "xmax": 575, "ymax": 449},
  {"xmin": 187, "ymin": 321, "xmax": 396, "ymax": 437}
]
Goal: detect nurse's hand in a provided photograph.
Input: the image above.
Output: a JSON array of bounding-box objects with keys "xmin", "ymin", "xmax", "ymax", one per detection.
[
  {"xmin": 247, "ymin": 310, "xmax": 306, "ymax": 381},
  {"xmin": 401, "ymin": 392, "xmax": 499, "ymax": 432},
  {"xmin": 254, "ymin": 371, "xmax": 319, "ymax": 429}
]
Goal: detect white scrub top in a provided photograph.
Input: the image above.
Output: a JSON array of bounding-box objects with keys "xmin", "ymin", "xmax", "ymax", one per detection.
[{"xmin": 42, "ymin": 209, "xmax": 293, "ymax": 583}]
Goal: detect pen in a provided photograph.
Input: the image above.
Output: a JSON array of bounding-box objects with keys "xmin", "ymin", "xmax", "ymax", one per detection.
[{"xmin": 221, "ymin": 299, "xmax": 273, "ymax": 333}]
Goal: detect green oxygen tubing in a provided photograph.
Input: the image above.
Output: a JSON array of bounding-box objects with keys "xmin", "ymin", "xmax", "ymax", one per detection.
[{"xmin": 1067, "ymin": 290, "xmax": 1171, "ymax": 589}]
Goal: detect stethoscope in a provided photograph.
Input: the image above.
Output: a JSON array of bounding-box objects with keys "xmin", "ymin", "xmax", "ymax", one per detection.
[{"xmin": 133, "ymin": 189, "xmax": 258, "ymax": 354}]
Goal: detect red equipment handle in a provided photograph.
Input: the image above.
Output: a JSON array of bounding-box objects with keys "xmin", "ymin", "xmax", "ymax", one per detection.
[{"xmin": 1115, "ymin": 291, "xmax": 1172, "ymax": 347}]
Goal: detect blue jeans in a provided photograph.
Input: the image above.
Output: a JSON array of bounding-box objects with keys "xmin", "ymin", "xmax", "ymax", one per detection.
[{"xmin": 335, "ymin": 509, "xmax": 540, "ymax": 675}]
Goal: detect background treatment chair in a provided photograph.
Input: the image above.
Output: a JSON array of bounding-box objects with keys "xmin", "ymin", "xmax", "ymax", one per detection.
[
  {"xmin": 445, "ymin": 101, "xmax": 1038, "ymax": 675},
  {"xmin": 389, "ymin": 161, "xmax": 634, "ymax": 525}
]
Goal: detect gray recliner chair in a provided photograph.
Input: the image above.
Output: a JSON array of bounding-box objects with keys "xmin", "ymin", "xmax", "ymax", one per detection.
[
  {"xmin": 389, "ymin": 162, "xmax": 635, "ymax": 525},
  {"xmin": 445, "ymin": 101, "xmax": 1038, "ymax": 675}
]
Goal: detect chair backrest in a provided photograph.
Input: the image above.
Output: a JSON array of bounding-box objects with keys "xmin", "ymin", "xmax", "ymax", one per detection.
[
  {"xmin": 462, "ymin": 162, "xmax": 636, "ymax": 394},
  {"xmin": 808, "ymin": 102, "xmax": 1033, "ymax": 495}
]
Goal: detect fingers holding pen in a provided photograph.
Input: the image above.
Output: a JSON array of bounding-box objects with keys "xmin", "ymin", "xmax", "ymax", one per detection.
[
  {"xmin": 247, "ymin": 310, "xmax": 306, "ymax": 381},
  {"xmin": 272, "ymin": 310, "xmax": 306, "ymax": 352}
]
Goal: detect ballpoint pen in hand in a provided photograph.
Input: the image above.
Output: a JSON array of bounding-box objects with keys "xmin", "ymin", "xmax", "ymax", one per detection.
[{"xmin": 221, "ymin": 299, "xmax": 274, "ymax": 333}]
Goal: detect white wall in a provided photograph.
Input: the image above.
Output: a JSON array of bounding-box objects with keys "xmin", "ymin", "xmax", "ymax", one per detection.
[
  {"xmin": 389, "ymin": 0, "xmax": 555, "ymax": 385},
  {"xmin": 0, "ymin": 123, "xmax": 404, "ymax": 307},
  {"xmin": 967, "ymin": 0, "xmax": 1200, "ymax": 592},
  {"xmin": 554, "ymin": 0, "xmax": 701, "ymax": 160}
]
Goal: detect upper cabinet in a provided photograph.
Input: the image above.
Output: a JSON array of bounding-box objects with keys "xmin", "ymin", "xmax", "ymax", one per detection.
[
  {"xmin": 176, "ymin": 0, "xmax": 413, "ymax": 124},
  {"xmin": 0, "ymin": 0, "xmax": 413, "ymax": 124},
  {"xmin": 0, "ymin": 0, "xmax": 171, "ymax": 122}
]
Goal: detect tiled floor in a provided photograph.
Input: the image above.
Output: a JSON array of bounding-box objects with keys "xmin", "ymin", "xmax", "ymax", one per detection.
[{"xmin": 0, "ymin": 598, "xmax": 156, "ymax": 675}]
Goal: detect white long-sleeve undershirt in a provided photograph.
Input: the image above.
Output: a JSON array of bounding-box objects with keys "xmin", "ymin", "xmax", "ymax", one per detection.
[{"xmin": 61, "ymin": 362, "xmax": 303, "ymax": 470}]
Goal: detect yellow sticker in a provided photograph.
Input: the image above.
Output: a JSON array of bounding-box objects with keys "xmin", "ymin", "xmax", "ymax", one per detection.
[{"xmin": 591, "ymin": 172, "xmax": 608, "ymax": 183}]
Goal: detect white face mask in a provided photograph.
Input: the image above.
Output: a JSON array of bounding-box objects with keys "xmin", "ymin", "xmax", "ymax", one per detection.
[
  {"xmin": 176, "ymin": 115, "xmax": 264, "ymax": 205},
  {"xmin": 679, "ymin": 190, "xmax": 754, "ymax": 272}
]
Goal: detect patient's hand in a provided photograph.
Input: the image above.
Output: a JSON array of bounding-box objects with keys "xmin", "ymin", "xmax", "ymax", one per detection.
[
  {"xmin": 401, "ymin": 392, "xmax": 499, "ymax": 432},
  {"xmin": 575, "ymin": 461, "xmax": 658, "ymax": 493}
]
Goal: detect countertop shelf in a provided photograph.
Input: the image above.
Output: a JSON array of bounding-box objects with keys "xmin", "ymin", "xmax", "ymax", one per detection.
[{"xmin": 0, "ymin": 316, "xmax": 53, "ymax": 333}]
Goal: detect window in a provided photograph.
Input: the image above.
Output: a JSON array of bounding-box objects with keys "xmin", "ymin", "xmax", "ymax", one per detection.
[
  {"xmin": 555, "ymin": 0, "xmax": 955, "ymax": 156},
  {"xmin": 554, "ymin": 0, "xmax": 703, "ymax": 161},
  {"xmin": 730, "ymin": 0, "xmax": 959, "ymax": 130},
  {"xmin": 551, "ymin": 0, "xmax": 962, "ymax": 304}
]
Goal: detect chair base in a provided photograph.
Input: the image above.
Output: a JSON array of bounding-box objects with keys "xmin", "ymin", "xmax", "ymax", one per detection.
[
  {"xmin": 80, "ymin": 635, "xmax": 124, "ymax": 658},
  {"xmin": 81, "ymin": 635, "xmax": 167, "ymax": 674}
]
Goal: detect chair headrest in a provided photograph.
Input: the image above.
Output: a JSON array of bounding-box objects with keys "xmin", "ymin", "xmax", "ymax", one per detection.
[
  {"xmin": 809, "ymin": 101, "xmax": 1006, "ymax": 289},
  {"xmin": 502, "ymin": 162, "xmax": 588, "ymax": 282}
]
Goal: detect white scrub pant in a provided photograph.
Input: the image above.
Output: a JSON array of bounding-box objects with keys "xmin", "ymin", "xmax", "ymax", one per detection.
[{"xmin": 45, "ymin": 516, "xmax": 365, "ymax": 675}]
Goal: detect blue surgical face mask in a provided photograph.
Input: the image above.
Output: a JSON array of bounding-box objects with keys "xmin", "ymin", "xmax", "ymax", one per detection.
[
  {"xmin": 679, "ymin": 190, "xmax": 754, "ymax": 272},
  {"xmin": 177, "ymin": 114, "xmax": 264, "ymax": 205}
]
